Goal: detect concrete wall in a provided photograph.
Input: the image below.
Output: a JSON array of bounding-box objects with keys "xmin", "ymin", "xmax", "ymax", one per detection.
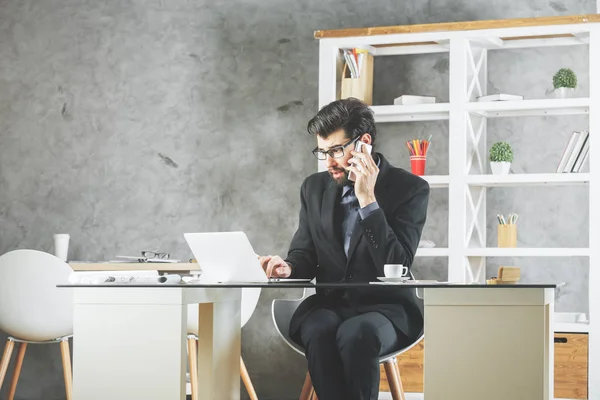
[{"xmin": 0, "ymin": 0, "xmax": 594, "ymax": 398}]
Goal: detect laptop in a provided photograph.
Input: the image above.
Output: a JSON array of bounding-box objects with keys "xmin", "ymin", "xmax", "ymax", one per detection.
[{"xmin": 183, "ymin": 231, "xmax": 312, "ymax": 283}]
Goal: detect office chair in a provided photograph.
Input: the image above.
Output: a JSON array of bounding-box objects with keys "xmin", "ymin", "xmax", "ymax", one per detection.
[
  {"xmin": 271, "ymin": 277, "xmax": 424, "ymax": 400},
  {"xmin": 0, "ymin": 250, "xmax": 74, "ymax": 400}
]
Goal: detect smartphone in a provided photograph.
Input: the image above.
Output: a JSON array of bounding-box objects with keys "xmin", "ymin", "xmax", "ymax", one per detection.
[{"xmin": 348, "ymin": 140, "xmax": 373, "ymax": 181}]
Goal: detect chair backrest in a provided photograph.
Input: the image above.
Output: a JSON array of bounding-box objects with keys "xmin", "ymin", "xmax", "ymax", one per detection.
[
  {"xmin": 187, "ymin": 287, "xmax": 261, "ymax": 334},
  {"xmin": 0, "ymin": 249, "xmax": 74, "ymax": 341},
  {"xmin": 271, "ymin": 288, "xmax": 312, "ymax": 356}
]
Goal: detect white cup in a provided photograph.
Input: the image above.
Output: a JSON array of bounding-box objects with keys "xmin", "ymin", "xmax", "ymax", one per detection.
[
  {"xmin": 54, "ymin": 234, "xmax": 70, "ymax": 262},
  {"xmin": 384, "ymin": 264, "xmax": 407, "ymax": 278}
]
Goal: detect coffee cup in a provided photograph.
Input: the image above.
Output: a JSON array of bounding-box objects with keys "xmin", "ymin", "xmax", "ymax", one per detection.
[{"xmin": 384, "ymin": 264, "xmax": 407, "ymax": 278}]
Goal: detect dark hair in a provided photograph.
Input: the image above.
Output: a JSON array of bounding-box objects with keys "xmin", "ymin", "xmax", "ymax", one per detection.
[{"xmin": 307, "ymin": 98, "xmax": 377, "ymax": 147}]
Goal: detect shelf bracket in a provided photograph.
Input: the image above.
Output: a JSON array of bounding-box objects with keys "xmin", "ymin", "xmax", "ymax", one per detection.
[
  {"xmin": 465, "ymin": 256, "xmax": 486, "ymax": 283},
  {"xmin": 466, "ymin": 115, "xmax": 486, "ymax": 174},
  {"xmin": 466, "ymin": 188, "xmax": 485, "ymax": 247},
  {"xmin": 574, "ymin": 32, "xmax": 590, "ymax": 44},
  {"xmin": 484, "ymin": 37, "xmax": 505, "ymax": 49},
  {"xmin": 466, "ymin": 42, "xmax": 486, "ymax": 100}
]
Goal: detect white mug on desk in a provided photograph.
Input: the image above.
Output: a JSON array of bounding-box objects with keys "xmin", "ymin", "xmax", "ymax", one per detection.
[{"xmin": 384, "ymin": 264, "xmax": 407, "ymax": 278}]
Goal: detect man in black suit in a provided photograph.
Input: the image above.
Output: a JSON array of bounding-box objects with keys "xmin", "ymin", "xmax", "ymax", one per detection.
[{"xmin": 260, "ymin": 98, "xmax": 429, "ymax": 400}]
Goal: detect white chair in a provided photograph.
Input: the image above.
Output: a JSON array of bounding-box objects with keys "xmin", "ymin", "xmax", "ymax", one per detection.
[
  {"xmin": 186, "ymin": 287, "xmax": 262, "ymax": 400},
  {"xmin": 272, "ymin": 280, "xmax": 424, "ymax": 400},
  {"xmin": 0, "ymin": 249, "xmax": 74, "ymax": 400}
]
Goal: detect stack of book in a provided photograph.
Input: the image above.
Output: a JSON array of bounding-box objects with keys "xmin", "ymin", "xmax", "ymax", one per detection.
[{"xmin": 556, "ymin": 130, "xmax": 589, "ymax": 173}]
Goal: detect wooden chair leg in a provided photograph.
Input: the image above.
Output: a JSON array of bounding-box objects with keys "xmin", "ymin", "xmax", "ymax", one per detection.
[
  {"xmin": 383, "ymin": 359, "xmax": 406, "ymax": 400},
  {"xmin": 299, "ymin": 371, "xmax": 313, "ymax": 400},
  {"xmin": 0, "ymin": 339, "xmax": 15, "ymax": 390},
  {"xmin": 60, "ymin": 339, "xmax": 72, "ymax": 400},
  {"xmin": 7, "ymin": 343, "xmax": 27, "ymax": 400},
  {"xmin": 240, "ymin": 356, "xmax": 259, "ymax": 400},
  {"xmin": 187, "ymin": 338, "xmax": 198, "ymax": 400}
]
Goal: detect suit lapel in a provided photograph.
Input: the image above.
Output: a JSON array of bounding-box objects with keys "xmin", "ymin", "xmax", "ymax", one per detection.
[
  {"xmin": 321, "ymin": 181, "xmax": 347, "ymax": 267},
  {"xmin": 346, "ymin": 218, "xmax": 363, "ymax": 265}
]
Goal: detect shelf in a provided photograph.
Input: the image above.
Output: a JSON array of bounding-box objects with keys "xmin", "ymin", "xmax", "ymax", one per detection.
[
  {"xmin": 465, "ymin": 248, "xmax": 590, "ymax": 257},
  {"xmin": 555, "ymin": 313, "xmax": 589, "ymax": 333},
  {"xmin": 372, "ymin": 99, "xmax": 589, "ymax": 122},
  {"xmin": 421, "ymin": 175, "xmax": 449, "ymax": 188},
  {"xmin": 466, "ymin": 173, "xmax": 589, "ymax": 187},
  {"xmin": 371, "ymin": 103, "xmax": 450, "ymax": 123},
  {"xmin": 555, "ymin": 322, "xmax": 589, "ymax": 333},
  {"xmin": 465, "ymin": 98, "xmax": 589, "ymax": 118},
  {"xmin": 415, "ymin": 248, "xmax": 449, "ymax": 257}
]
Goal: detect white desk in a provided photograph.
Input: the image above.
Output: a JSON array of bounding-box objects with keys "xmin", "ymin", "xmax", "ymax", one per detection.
[
  {"xmin": 61, "ymin": 275, "xmax": 555, "ymax": 400},
  {"xmin": 69, "ymin": 286, "xmax": 241, "ymax": 400}
]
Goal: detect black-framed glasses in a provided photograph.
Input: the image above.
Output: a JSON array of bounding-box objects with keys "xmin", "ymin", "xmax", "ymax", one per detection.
[
  {"xmin": 141, "ymin": 251, "xmax": 170, "ymax": 260},
  {"xmin": 312, "ymin": 135, "xmax": 360, "ymax": 160}
]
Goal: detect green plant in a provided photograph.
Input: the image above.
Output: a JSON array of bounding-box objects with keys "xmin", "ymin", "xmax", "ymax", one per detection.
[
  {"xmin": 553, "ymin": 68, "xmax": 577, "ymax": 89},
  {"xmin": 489, "ymin": 141, "xmax": 513, "ymax": 163}
]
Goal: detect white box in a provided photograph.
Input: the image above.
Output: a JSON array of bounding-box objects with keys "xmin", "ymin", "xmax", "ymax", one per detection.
[{"xmin": 393, "ymin": 95, "xmax": 436, "ymax": 105}]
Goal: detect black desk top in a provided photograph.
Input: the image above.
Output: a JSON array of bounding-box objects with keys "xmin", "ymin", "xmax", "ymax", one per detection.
[{"xmin": 58, "ymin": 282, "xmax": 558, "ymax": 289}]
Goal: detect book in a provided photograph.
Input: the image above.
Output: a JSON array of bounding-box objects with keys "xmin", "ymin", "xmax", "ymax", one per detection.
[
  {"xmin": 571, "ymin": 130, "xmax": 590, "ymax": 172},
  {"xmin": 393, "ymin": 95, "xmax": 436, "ymax": 105},
  {"xmin": 556, "ymin": 131, "xmax": 580, "ymax": 173},
  {"xmin": 575, "ymin": 146, "xmax": 590, "ymax": 172},
  {"xmin": 556, "ymin": 130, "xmax": 589, "ymax": 173},
  {"xmin": 563, "ymin": 131, "xmax": 587, "ymax": 172},
  {"xmin": 342, "ymin": 48, "xmax": 368, "ymax": 79}
]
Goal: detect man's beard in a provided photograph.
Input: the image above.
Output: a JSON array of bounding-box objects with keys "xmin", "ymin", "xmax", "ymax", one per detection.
[{"xmin": 328, "ymin": 167, "xmax": 352, "ymax": 187}]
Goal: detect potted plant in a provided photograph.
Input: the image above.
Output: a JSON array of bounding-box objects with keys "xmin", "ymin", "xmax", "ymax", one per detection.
[
  {"xmin": 489, "ymin": 141, "xmax": 513, "ymax": 175},
  {"xmin": 552, "ymin": 68, "xmax": 577, "ymax": 98}
]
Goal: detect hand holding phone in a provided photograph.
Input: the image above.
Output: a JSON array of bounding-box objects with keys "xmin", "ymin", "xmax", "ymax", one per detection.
[{"xmin": 348, "ymin": 140, "xmax": 373, "ymax": 181}]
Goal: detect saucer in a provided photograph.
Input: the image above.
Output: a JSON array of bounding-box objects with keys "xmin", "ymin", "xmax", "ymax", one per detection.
[{"xmin": 377, "ymin": 276, "xmax": 410, "ymax": 283}]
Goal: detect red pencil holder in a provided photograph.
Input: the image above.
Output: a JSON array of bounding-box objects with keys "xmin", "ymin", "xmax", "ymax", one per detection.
[{"xmin": 410, "ymin": 156, "xmax": 426, "ymax": 175}]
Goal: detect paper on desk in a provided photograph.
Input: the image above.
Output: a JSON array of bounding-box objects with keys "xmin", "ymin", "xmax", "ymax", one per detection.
[
  {"xmin": 68, "ymin": 271, "xmax": 181, "ymax": 284},
  {"xmin": 113, "ymin": 256, "xmax": 182, "ymax": 263}
]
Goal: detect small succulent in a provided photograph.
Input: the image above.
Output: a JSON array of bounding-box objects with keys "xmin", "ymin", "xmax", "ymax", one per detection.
[
  {"xmin": 489, "ymin": 141, "xmax": 513, "ymax": 163},
  {"xmin": 553, "ymin": 68, "xmax": 577, "ymax": 89}
]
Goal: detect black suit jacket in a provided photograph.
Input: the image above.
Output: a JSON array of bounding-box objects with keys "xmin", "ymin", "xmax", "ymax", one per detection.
[{"xmin": 285, "ymin": 153, "xmax": 430, "ymax": 343}]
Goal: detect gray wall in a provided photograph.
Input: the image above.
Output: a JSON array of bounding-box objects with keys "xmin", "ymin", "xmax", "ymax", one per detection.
[{"xmin": 0, "ymin": 0, "xmax": 594, "ymax": 399}]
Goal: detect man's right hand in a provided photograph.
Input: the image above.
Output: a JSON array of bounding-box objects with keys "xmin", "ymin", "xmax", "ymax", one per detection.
[{"xmin": 258, "ymin": 255, "xmax": 292, "ymax": 278}]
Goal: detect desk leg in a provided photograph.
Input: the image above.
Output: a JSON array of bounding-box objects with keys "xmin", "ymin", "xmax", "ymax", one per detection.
[
  {"xmin": 197, "ymin": 299, "xmax": 241, "ymax": 400},
  {"xmin": 72, "ymin": 302, "xmax": 187, "ymax": 400}
]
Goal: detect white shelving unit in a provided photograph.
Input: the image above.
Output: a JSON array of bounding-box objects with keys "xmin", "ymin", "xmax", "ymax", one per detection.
[{"xmin": 315, "ymin": 14, "xmax": 600, "ymax": 399}]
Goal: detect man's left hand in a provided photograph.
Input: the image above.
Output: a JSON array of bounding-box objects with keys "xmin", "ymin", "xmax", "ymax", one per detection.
[{"xmin": 346, "ymin": 149, "xmax": 379, "ymax": 208}]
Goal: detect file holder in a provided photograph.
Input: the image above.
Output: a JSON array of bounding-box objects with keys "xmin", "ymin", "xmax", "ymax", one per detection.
[
  {"xmin": 340, "ymin": 53, "xmax": 374, "ymax": 105},
  {"xmin": 498, "ymin": 224, "xmax": 517, "ymax": 247}
]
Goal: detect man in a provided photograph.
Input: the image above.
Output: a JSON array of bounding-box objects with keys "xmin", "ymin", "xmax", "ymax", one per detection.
[{"xmin": 260, "ymin": 98, "xmax": 429, "ymax": 400}]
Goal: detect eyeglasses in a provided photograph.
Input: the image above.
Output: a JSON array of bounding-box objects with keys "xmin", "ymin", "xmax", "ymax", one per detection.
[
  {"xmin": 141, "ymin": 251, "xmax": 170, "ymax": 260},
  {"xmin": 312, "ymin": 135, "xmax": 360, "ymax": 160}
]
